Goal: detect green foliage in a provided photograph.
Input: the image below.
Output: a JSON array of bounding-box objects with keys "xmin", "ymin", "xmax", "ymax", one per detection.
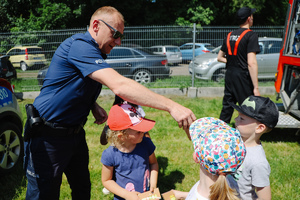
[
  {"xmin": 11, "ymin": 0, "xmax": 73, "ymax": 32},
  {"xmin": 0, "ymin": 0, "xmax": 290, "ymax": 32},
  {"xmin": 176, "ymin": 6, "xmax": 214, "ymax": 26},
  {"xmin": 0, "ymin": 40, "xmax": 9, "ymax": 55}
]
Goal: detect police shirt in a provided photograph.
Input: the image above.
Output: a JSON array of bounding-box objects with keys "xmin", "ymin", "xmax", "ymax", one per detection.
[{"xmin": 33, "ymin": 31, "xmax": 111, "ymax": 126}]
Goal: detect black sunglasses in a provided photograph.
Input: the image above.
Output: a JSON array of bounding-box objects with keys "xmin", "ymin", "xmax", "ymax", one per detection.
[{"xmin": 98, "ymin": 19, "xmax": 125, "ymax": 40}]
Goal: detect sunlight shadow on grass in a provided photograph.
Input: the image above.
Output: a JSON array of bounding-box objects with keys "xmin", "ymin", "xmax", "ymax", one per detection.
[{"xmin": 157, "ymin": 156, "xmax": 185, "ymax": 191}]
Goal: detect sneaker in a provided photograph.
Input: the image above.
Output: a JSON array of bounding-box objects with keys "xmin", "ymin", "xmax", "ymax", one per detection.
[{"xmin": 102, "ymin": 187, "xmax": 110, "ymax": 195}]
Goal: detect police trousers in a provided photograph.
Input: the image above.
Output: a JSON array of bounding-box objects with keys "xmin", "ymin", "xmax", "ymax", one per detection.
[{"xmin": 24, "ymin": 123, "xmax": 91, "ymax": 200}]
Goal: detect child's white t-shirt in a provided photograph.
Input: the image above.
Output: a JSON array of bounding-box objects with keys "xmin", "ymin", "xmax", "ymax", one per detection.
[
  {"xmin": 185, "ymin": 181, "xmax": 208, "ymax": 200},
  {"xmin": 185, "ymin": 176, "xmax": 240, "ymax": 200}
]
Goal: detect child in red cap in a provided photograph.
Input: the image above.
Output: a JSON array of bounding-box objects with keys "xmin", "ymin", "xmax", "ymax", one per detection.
[{"xmin": 101, "ymin": 102, "xmax": 158, "ymax": 200}]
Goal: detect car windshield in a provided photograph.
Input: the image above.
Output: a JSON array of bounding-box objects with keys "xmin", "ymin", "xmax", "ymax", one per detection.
[
  {"xmin": 27, "ymin": 48, "xmax": 43, "ymax": 54},
  {"xmin": 204, "ymin": 44, "xmax": 216, "ymax": 51},
  {"xmin": 107, "ymin": 47, "xmax": 155, "ymax": 59},
  {"xmin": 134, "ymin": 47, "xmax": 156, "ymax": 55},
  {"xmin": 166, "ymin": 47, "xmax": 180, "ymax": 52},
  {"xmin": 211, "ymin": 46, "xmax": 221, "ymax": 54}
]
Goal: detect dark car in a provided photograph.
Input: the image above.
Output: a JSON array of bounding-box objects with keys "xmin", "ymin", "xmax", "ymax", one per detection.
[
  {"xmin": 37, "ymin": 47, "xmax": 170, "ymax": 85},
  {"xmin": 0, "ymin": 55, "xmax": 17, "ymax": 79},
  {"xmin": 0, "ymin": 78, "xmax": 23, "ymax": 174}
]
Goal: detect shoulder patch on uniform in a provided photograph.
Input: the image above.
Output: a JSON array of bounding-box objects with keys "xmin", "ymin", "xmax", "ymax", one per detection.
[
  {"xmin": 230, "ymin": 35, "xmax": 239, "ymax": 41},
  {"xmin": 95, "ymin": 59, "xmax": 105, "ymax": 64}
]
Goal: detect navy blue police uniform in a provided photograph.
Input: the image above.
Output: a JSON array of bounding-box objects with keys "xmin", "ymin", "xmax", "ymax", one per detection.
[
  {"xmin": 24, "ymin": 31, "xmax": 110, "ymax": 200},
  {"xmin": 219, "ymin": 28, "xmax": 260, "ymax": 123}
]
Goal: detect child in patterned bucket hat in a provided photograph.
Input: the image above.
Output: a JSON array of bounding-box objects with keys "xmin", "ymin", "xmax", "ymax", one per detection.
[{"xmin": 183, "ymin": 117, "xmax": 246, "ymax": 200}]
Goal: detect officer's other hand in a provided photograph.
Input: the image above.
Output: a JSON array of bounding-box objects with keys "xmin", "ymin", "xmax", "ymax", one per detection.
[{"xmin": 92, "ymin": 102, "xmax": 108, "ymax": 125}]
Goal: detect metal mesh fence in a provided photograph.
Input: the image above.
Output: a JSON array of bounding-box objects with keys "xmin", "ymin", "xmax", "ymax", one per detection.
[{"xmin": 0, "ymin": 25, "xmax": 284, "ymax": 92}]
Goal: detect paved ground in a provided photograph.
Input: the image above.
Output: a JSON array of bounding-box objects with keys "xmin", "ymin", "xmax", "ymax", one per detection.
[
  {"xmin": 17, "ymin": 64, "xmax": 190, "ymax": 78},
  {"xmin": 170, "ymin": 64, "xmax": 190, "ymax": 76},
  {"xmin": 17, "ymin": 72, "xmax": 37, "ymax": 78}
]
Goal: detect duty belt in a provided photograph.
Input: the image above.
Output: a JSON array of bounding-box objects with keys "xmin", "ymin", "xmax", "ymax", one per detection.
[{"xmin": 37, "ymin": 121, "xmax": 83, "ymax": 137}]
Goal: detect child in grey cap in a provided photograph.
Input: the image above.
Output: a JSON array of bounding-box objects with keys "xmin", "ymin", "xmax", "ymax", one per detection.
[{"xmin": 230, "ymin": 95, "xmax": 279, "ymax": 200}]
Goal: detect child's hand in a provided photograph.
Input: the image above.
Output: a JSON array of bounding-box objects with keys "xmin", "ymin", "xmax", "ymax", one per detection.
[
  {"xmin": 150, "ymin": 186, "xmax": 155, "ymax": 193},
  {"xmin": 171, "ymin": 189, "xmax": 188, "ymax": 199},
  {"xmin": 125, "ymin": 191, "xmax": 140, "ymax": 200}
]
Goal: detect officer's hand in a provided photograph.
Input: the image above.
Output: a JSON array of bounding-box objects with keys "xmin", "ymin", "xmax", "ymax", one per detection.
[{"xmin": 92, "ymin": 102, "xmax": 108, "ymax": 125}]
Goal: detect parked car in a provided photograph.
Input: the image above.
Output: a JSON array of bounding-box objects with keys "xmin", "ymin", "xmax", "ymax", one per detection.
[
  {"xmin": 149, "ymin": 45, "xmax": 182, "ymax": 65},
  {"xmin": 188, "ymin": 37, "xmax": 282, "ymax": 82},
  {"xmin": 37, "ymin": 47, "xmax": 170, "ymax": 85},
  {"xmin": 0, "ymin": 55, "xmax": 17, "ymax": 79},
  {"xmin": 179, "ymin": 43, "xmax": 215, "ymax": 63},
  {"xmin": 0, "ymin": 78, "xmax": 23, "ymax": 174},
  {"xmin": 6, "ymin": 46, "xmax": 47, "ymax": 71}
]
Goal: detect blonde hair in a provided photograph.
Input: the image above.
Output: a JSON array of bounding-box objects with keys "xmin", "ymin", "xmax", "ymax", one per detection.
[
  {"xmin": 90, "ymin": 6, "xmax": 124, "ymax": 25},
  {"xmin": 209, "ymin": 175, "xmax": 240, "ymax": 200},
  {"xmin": 106, "ymin": 128, "xmax": 127, "ymax": 147}
]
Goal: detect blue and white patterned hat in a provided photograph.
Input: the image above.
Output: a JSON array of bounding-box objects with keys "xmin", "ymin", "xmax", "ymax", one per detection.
[{"xmin": 189, "ymin": 117, "xmax": 246, "ymax": 175}]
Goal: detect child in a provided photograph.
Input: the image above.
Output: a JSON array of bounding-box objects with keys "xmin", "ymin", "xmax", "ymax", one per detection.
[
  {"xmin": 100, "ymin": 95, "xmax": 149, "ymax": 145},
  {"xmin": 174, "ymin": 117, "xmax": 246, "ymax": 200},
  {"xmin": 101, "ymin": 102, "xmax": 159, "ymax": 200},
  {"xmin": 230, "ymin": 95, "xmax": 279, "ymax": 200}
]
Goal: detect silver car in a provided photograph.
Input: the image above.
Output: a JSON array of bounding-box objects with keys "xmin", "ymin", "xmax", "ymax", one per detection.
[
  {"xmin": 188, "ymin": 37, "xmax": 282, "ymax": 82},
  {"xmin": 149, "ymin": 45, "xmax": 182, "ymax": 65}
]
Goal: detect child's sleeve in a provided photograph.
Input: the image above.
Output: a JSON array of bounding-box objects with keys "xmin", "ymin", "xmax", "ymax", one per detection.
[
  {"xmin": 144, "ymin": 137, "xmax": 156, "ymax": 156},
  {"xmin": 251, "ymin": 161, "xmax": 271, "ymax": 187},
  {"xmin": 101, "ymin": 147, "xmax": 115, "ymax": 167}
]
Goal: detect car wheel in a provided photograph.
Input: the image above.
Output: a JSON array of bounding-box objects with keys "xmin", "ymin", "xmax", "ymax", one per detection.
[
  {"xmin": 0, "ymin": 122, "xmax": 24, "ymax": 173},
  {"xmin": 20, "ymin": 62, "xmax": 28, "ymax": 71},
  {"xmin": 212, "ymin": 69, "xmax": 226, "ymax": 82},
  {"xmin": 133, "ymin": 69, "xmax": 152, "ymax": 83}
]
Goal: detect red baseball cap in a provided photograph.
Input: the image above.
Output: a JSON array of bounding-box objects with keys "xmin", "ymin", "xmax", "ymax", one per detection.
[{"xmin": 107, "ymin": 103, "xmax": 155, "ymax": 132}]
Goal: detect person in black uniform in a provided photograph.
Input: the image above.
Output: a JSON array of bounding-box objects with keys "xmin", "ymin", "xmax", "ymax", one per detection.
[{"xmin": 217, "ymin": 7, "xmax": 261, "ymax": 124}]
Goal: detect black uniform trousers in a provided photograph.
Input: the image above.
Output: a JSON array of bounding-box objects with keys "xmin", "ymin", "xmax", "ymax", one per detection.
[{"xmin": 219, "ymin": 66, "xmax": 254, "ymax": 124}]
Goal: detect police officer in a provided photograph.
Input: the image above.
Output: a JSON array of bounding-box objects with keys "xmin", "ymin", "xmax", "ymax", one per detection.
[
  {"xmin": 217, "ymin": 7, "xmax": 261, "ymax": 124},
  {"xmin": 23, "ymin": 6, "xmax": 196, "ymax": 200}
]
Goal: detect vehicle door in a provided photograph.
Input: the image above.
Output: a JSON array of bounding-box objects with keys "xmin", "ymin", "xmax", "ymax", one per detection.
[
  {"xmin": 6, "ymin": 49, "xmax": 18, "ymax": 67},
  {"xmin": 0, "ymin": 56, "xmax": 16, "ymax": 79},
  {"xmin": 256, "ymin": 40, "xmax": 281, "ymax": 79},
  {"xmin": 27, "ymin": 48, "xmax": 47, "ymax": 63},
  {"xmin": 166, "ymin": 47, "xmax": 181, "ymax": 63},
  {"xmin": 106, "ymin": 48, "xmax": 135, "ymax": 78},
  {"xmin": 180, "ymin": 44, "xmax": 193, "ymax": 60}
]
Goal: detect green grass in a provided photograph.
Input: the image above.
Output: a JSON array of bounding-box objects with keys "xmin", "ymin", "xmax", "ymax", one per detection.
[{"xmin": 1, "ymin": 95, "xmax": 299, "ymax": 200}]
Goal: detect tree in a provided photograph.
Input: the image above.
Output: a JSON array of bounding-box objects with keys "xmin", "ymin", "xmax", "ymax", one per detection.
[
  {"xmin": 0, "ymin": 0, "xmax": 39, "ymax": 32},
  {"xmin": 175, "ymin": 6, "xmax": 214, "ymax": 26},
  {"xmin": 0, "ymin": 0, "xmax": 290, "ymax": 33},
  {"xmin": 10, "ymin": 0, "xmax": 84, "ymax": 32}
]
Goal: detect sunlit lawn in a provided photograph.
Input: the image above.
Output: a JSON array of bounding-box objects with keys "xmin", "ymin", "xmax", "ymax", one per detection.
[{"xmin": 1, "ymin": 95, "xmax": 299, "ymax": 200}]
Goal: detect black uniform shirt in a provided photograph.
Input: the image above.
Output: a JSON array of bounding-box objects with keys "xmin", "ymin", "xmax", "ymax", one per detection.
[{"xmin": 221, "ymin": 28, "xmax": 260, "ymax": 70}]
